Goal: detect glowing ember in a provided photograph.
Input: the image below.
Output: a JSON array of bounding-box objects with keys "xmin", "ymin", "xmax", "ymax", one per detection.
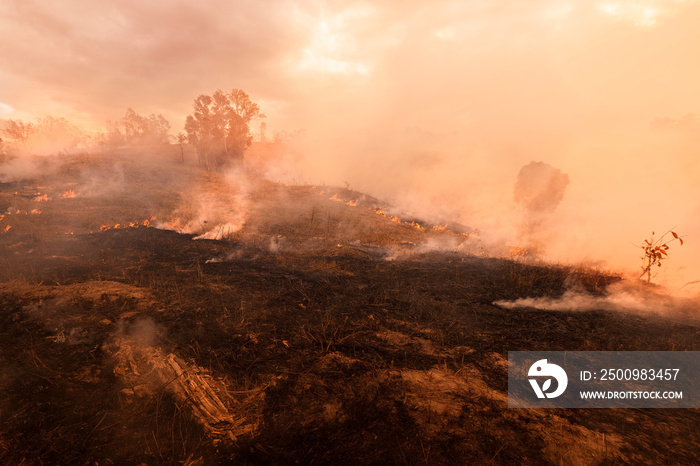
[
  {"xmin": 33, "ymin": 194, "xmax": 51, "ymax": 202},
  {"xmin": 30, "ymin": 209, "xmax": 42, "ymax": 215},
  {"xmin": 61, "ymin": 190, "xmax": 76, "ymax": 198},
  {"xmin": 508, "ymin": 246, "xmax": 539, "ymax": 258},
  {"xmin": 99, "ymin": 216, "xmax": 156, "ymax": 232},
  {"xmin": 323, "ymin": 191, "xmax": 429, "ymax": 231},
  {"xmin": 3, "ymin": 225, "xmax": 11, "ymax": 232}
]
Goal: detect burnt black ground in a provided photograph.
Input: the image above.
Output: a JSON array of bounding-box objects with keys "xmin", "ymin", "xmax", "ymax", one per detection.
[{"xmin": 0, "ymin": 152, "xmax": 698, "ymax": 464}]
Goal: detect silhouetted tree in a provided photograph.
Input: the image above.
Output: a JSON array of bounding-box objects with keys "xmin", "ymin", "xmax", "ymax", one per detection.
[{"xmin": 184, "ymin": 89, "xmax": 264, "ymax": 169}]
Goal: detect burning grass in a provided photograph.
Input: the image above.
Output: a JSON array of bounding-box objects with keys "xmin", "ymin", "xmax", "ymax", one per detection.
[{"xmin": 0, "ymin": 152, "xmax": 697, "ymax": 464}]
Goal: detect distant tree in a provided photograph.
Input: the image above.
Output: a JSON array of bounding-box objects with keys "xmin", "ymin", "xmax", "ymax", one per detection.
[
  {"xmin": 259, "ymin": 121, "xmax": 267, "ymax": 143},
  {"xmin": 177, "ymin": 132, "xmax": 187, "ymax": 163},
  {"xmin": 101, "ymin": 108, "xmax": 171, "ymax": 147},
  {"xmin": 650, "ymin": 113, "xmax": 700, "ymax": 134},
  {"xmin": 31, "ymin": 116, "xmax": 84, "ymax": 154},
  {"xmin": 184, "ymin": 89, "xmax": 264, "ymax": 169},
  {"xmin": 1, "ymin": 117, "xmax": 84, "ymax": 154},
  {"xmin": 1, "ymin": 119, "xmax": 35, "ymax": 143}
]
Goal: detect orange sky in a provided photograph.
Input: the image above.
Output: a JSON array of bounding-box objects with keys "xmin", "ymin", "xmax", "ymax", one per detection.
[
  {"xmin": 2, "ymin": 0, "xmax": 700, "ymax": 287},
  {"xmin": 2, "ymin": 1, "xmax": 699, "ymax": 130}
]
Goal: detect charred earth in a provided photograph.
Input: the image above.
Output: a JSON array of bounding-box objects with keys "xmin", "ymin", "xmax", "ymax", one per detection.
[{"xmin": 0, "ymin": 151, "xmax": 698, "ymax": 465}]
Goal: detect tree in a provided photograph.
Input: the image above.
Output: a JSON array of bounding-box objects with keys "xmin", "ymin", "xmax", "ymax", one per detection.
[
  {"xmin": 1, "ymin": 117, "xmax": 84, "ymax": 155},
  {"xmin": 31, "ymin": 116, "xmax": 84, "ymax": 154},
  {"xmin": 184, "ymin": 89, "xmax": 264, "ymax": 169},
  {"xmin": 1, "ymin": 119, "xmax": 35, "ymax": 143},
  {"xmin": 177, "ymin": 132, "xmax": 187, "ymax": 163},
  {"xmin": 100, "ymin": 108, "xmax": 171, "ymax": 147}
]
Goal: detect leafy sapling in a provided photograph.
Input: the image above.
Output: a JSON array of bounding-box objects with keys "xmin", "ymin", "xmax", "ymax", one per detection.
[{"xmin": 640, "ymin": 230, "xmax": 684, "ymax": 283}]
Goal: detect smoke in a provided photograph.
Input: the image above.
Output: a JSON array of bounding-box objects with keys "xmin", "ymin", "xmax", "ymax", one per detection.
[
  {"xmin": 160, "ymin": 168, "xmax": 252, "ymax": 239},
  {"xmin": 494, "ymin": 280, "xmax": 699, "ymax": 319},
  {"xmin": 3, "ymin": 0, "xmax": 700, "ymax": 292},
  {"xmin": 114, "ymin": 317, "xmax": 164, "ymax": 348},
  {"xmin": 0, "ymin": 155, "xmax": 46, "ymax": 183},
  {"xmin": 75, "ymin": 163, "xmax": 127, "ymax": 198}
]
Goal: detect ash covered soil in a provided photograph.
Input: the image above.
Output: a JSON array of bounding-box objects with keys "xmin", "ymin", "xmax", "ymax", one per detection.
[{"xmin": 0, "ymin": 151, "xmax": 698, "ymax": 465}]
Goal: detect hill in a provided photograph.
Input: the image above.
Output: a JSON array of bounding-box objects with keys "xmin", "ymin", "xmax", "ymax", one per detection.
[{"xmin": 0, "ymin": 150, "xmax": 698, "ymax": 464}]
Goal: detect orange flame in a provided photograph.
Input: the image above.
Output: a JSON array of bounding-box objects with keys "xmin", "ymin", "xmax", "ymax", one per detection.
[
  {"xmin": 99, "ymin": 216, "xmax": 156, "ymax": 232},
  {"xmin": 61, "ymin": 190, "xmax": 76, "ymax": 198},
  {"xmin": 3, "ymin": 225, "xmax": 11, "ymax": 232},
  {"xmin": 33, "ymin": 194, "xmax": 51, "ymax": 202},
  {"xmin": 30, "ymin": 209, "xmax": 42, "ymax": 215}
]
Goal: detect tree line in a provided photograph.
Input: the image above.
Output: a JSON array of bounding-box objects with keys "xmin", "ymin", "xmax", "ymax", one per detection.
[{"xmin": 1, "ymin": 88, "xmax": 264, "ymax": 170}]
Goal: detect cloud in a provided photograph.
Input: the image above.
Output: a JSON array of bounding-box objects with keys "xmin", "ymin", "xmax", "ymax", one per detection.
[
  {"xmin": 0, "ymin": 102, "xmax": 14, "ymax": 116},
  {"xmin": 597, "ymin": 0, "xmax": 697, "ymax": 27}
]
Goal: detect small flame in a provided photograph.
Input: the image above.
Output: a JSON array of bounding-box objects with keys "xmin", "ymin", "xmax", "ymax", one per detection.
[
  {"xmin": 33, "ymin": 194, "xmax": 51, "ymax": 202},
  {"xmin": 30, "ymin": 209, "xmax": 42, "ymax": 215},
  {"xmin": 3, "ymin": 225, "xmax": 11, "ymax": 232},
  {"xmin": 99, "ymin": 216, "xmax": 156, "ymax": 232},
  {"xmin": 324, "ymin": 192, "xmax": 427, "ymax": 230},
  {"xmin": 432, "ymin": 225, "xmax": 447, "ymax": 232},
  {"xmin": 61, "ymin": 190, "xmax": 76, "ymax": 198},
  {"xmin": 508, "ymin": 246, "xmax": 539, "ymax": 258}
]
